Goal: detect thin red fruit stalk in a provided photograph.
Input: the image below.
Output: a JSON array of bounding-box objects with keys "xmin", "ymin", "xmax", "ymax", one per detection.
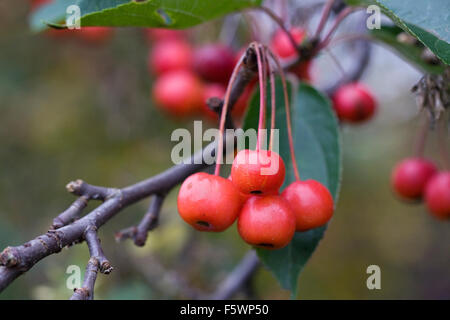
[
  {"xmin": 252, "ymin": 42, "xmax": 268, "ymax": 151},
  {"xmin": 318, "ymin": 7, "xmax": 358, "ymax": 51},
  {"xmin": 214, "ymin": 54, "xmax": 245, "ymax": 176},
  {"xmin": 268, "ymin": 48, "xmax": 277, "ymax": 152},
  {"xmin": 267, "ymin": 50, "xmax": 301, "ymax": 181}
]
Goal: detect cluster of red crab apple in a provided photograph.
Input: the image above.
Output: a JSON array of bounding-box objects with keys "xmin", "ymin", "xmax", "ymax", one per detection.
[
  {"xmin": 178, "ymin": 150, "xmax": 334, "ymax": 249},
  {"xmin": 148, "ymin": 28, "xmax": 253, "ymax": 119},
  {"xmin": 148, "ymin": 27, "xmax": 377, "ymax": 124},
  {"xmin": 392, "ymin": 158, "xmax": 450, "ymax": 220}
]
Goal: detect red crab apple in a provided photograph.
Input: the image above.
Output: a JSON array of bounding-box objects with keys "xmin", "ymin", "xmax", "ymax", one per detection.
[
  {"xmin": 238, "ymin": 195, "xmax": 296, "ymax": 249},
  {"xmin": 391, "ymin": 157, "xmax": 437, "ymax": 200},
  {"xmin": 152, "ymin": 70, "xmax": 203, "ymax": 117},
  {"xmin": 144, "ymin": 28, "xmax": 186, "ymax": 42},
  {"xmin": 193, "ymin": 44, "xmax": 235, "ymax": 83},
  {"xmin": 149, "ymin": 39, "xmax": 193, "ymax": 75},
  {"xmin": 332, "ymin": 82, "xmax": 377, "ymax": 123},
  {"xmin": 231, "ymin": 149, "xmax": 286, "ymax": 195},
  {"xmin": 424, "ymin": 171, "xmax": 450, "ymax": 220},
  {"xmin": 177, "ymin": 173, "xmax": 243, "ymax": 231},
  {"xmin": 271, "ymin": 27, "xmax": 306, "ymax": 59},
  {"xmin": 281, "ymin": 180, "xmax": 334, "ymax": 231},
  {"xmin": 271, "ymin": 28, "xmax": 312, "ymax": 81}
]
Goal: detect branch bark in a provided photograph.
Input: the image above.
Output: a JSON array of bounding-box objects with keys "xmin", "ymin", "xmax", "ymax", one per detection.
[
  {"xmin": 115, "ymin": 194, "xmax": 166, "ymax": 246},
  {"xmin": 209, "ymin": 250, "xmax": 260, "ymax": 300}
]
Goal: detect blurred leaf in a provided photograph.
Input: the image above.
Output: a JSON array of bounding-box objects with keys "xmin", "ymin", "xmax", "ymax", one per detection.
[
  {"xmin": 30, "ymin": 0, "xmax": 81, "ymax": 32},
  {"xmin": 243, "ymin": 81, "xmax": 341, "ymax": 297},
  {"xmin": 30, "ymin": 0, "xmax": 262, "ymax": 32},
  {"xmin": 345, "ymin": 0, "xmax": 450, "ymax": 64},
  {"xmin": 370, "ymin": 25, "xmax": 445, "ymax": 74}
]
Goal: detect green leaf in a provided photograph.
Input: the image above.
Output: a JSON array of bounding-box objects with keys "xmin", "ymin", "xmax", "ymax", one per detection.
[
  {"xmin": 370, "ymin": 25, "xmax": 445, "ymax": 74},
  {"xmin": 345, "ymin": 0, "xmax": 450, "ymax": 65},
  {"xmin": 30, "ymin": 0, "xmax": 77, "ymax": 31},
  {"xmin": 30, "ymin": 0, "xmax": 262, "ymax": 32},
  {"xmin": 243, "ymin": 81, "xmax": 342, "ymax": 297}
]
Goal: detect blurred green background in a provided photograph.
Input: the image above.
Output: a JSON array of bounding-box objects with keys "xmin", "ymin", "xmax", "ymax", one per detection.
[{"xmin": 0, "ymin": 2, "xmax": 448, "ymax": 300}]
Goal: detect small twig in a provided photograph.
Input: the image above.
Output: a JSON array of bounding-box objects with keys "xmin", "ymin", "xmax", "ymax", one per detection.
[
  {"xmin": 323, "ymin": 13, "xmax": 372, "ymax": 96},
  {"xmin": 255, "ymin": 6, "xmax": 300, "ymax": 56},
  {"xmin": 314, "ymin": 0, "xmax": 336, "ymax": 39},
  {"xmin": 71, "ymin": 226, "xmax": 112, "ymax": 300},
  {"xmin": 325, "ymin": 47, "xmax": 347, "ymax": 78},
  {"xmin": 52, "ymin": 196, "xmax": 88, "ymax": 229},
  {"xmin": 135, "ymin": 195, "xmax": 165, "ymax": 246},
  {"xmin": 52, "ymin": 180, "xmax": 116, "ymax": 230},
  {"xmin": 327, "ymin": 33, "xmax": 374, "ymax": 47},
  {"xmin": 115, "ymin": 194, "xmax": 165, "ymax": 246},
  {"xmin": 70, "ymin": 257, "xmax": 99, "ymax": 300},
  {"xmin": 85, "ymin": 226, "xmax": 113, "ymax": 274},
  {"xmin": 414, "ymin": 110, "xmax": 430, "ymax": 158},
  {"xmin": 332, "ymin": 0, "xmax": 346, "ymax": 14},
  {"xmin": 66, "ymin": 179, "xmax": 113, "ymax": 200},
  {"xmin": 209, "ymin": 250, "xmax": 260, "ymax": 300},
  {"xmin": 114, "ymin": 226, "xmax": 137, "ymax": 243},
  {"xmin": 206, "ymin": 97, "xmax": 235, "ymax": 129},
  {"xmin": 318, "ymin": 7, "xmax": 359, "ymax": 51},
  {"xmin": 438, "ymin": 112, "xmax": 450, "ymax": 169}
]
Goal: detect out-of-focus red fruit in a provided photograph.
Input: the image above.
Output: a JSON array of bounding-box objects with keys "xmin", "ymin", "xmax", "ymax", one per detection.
[
  {"xmin": 144, "ymin": 28, "xmax": 185, "ymax": 42},
  {"xmin": 424, "ymin": 172, "xmax": 450, "ymax": 220},
  {"xmin": 271, "ymin": 28, "xmax": 306, "ymax": 59},
  {"xmin": 45, "ymin": 28, "xmax": 72, "ymax": 39},
  {"xmin": 152, "ymin": 70, "xmax": 203, "ymax": 117},
  {"xmin": 332, "ymin": 82, "xmax": 377, "ymax": 123},
  {"xmin": 149, "ymin": 39, "xmax": 192, "ymax": 75},
  {"xmin": 193, "ymin": 44, "xmax": 235, "ymax": 83},
  {"xmin": 270, "ymin": 28, "xmax": 313, "ymax": 82},
  {"xmin": 202, "ymin": 84, "xmax": 226, "ymax": 120},
  {"xmin": 391, "ymin": 158, "xmax": 437, "ymax": 200},
  {"xmin": 77, "ymin": 27, "xmax": 113, "ymax": 43}
]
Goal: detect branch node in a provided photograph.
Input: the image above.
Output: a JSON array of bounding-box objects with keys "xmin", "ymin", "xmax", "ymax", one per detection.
[
  {"xmin": 66, "ymin": 179, "xmax": 84, "ymax": 194},
  {"xmin": 84, "ymin": 225, "xmax": 113, "ymax": 275},
  {"xmin": 100, "ymin": 261, "xmax": 114, "ymax": 275},
  {"xmin": 0, "ymin": 247, "xmax": 19, "ymax": 268}
]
